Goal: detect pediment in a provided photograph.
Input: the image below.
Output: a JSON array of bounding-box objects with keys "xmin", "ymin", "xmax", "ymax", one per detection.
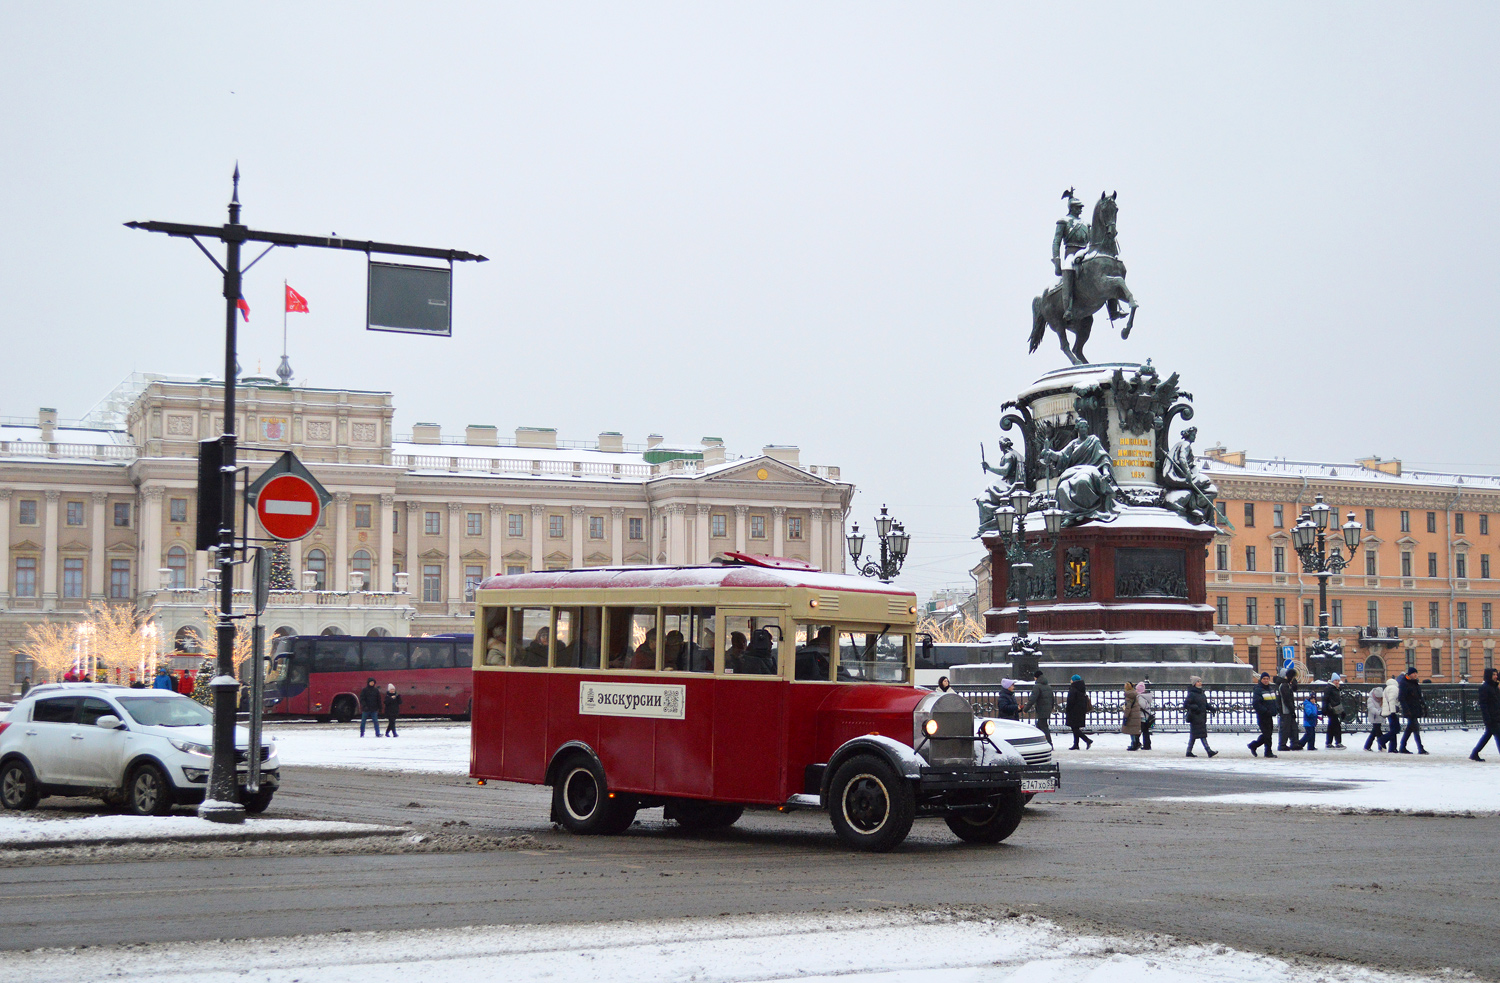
[
  {"xmin": 624, "ymin": 553, "xmax": 650, "ymax": 565},
  {"xmin": 504, "ymin": 550, "xmax": 530, "ymax": 561},
  {"xmin": 106, "ymin": 541, "xmax": 136, "ymax": 553},
  {"xmin": 585, "ymin": 552, "xmax": 611, "ymax": 564},
  {"xmin": 697, "ymin": 456, "xmax": 831, "ymax": 487},
  {"xmin": 419, "ymin": 548, "xmax": 447, "ymax": 560},
  {"xmin": 11, "ymin": 540, "xmax": 41, "ymax": 552},
  {"xmin": 545, "ymin": 550, "xmax": 571, "ymax": 562},
  {"xmin": 60, "ymin": 540, "xmax": 91, "ymax": 553},
  {"xmin": 461, "ymin": 548, "xmax": 489, "ymax": 561},
  {"xmin": 1362, "ymin": 534, "xmax": 1385, "ymax": 547},
  {"xmin": 1396, "ymin": 535, "xmax": 1420, "ymax": 548},
  {"xmin": 1453, "ymin": 537, "xmax": 1473, "ymax": 550}
]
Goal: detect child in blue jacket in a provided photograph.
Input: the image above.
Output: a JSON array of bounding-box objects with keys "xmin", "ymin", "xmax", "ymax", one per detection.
[{"xmin": 1301, "ymin": 694, "xmax": 1320, "ymax": 750}]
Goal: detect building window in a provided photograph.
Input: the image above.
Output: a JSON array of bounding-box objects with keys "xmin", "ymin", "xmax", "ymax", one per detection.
[
  {"xmin": 355, "ymin": 504, "xmax": 372, "ymax": 528},
  {"xmin": 1428, "ymin": 553, "xmax": 1439, "ymax": 578},
  {"xmin": 1215, "ymin": 501, "xmax": 1227, "ymax": 524},
  {"xmin": 1273, "ymin": 546, "xmax": 1285, "ymax": 573},
  {"xmin": 1427, "ymin": 511, "xmax": 1437, "ymax": 534},
  {"xmin": 167, "ymin": 546, "xmax": 188, "ymax": 589},
  {"xmin": 1216, "ymin": 596, "xmax": 1229, "ymax": 623},
  {"xmin": 750, "ymin": 515, "xmax": 767, "ymax": 539},
  {"xmin": 1273, "ymin": 504, "xmax": 1284, "ymax": 528},
  {"xmin": 1243, "ymin": 503, "xmax": 1255, "ymax": 527},
  {"xmin": 18, "ymin": 500, "xmax": 37, "ymax": 525},
  {"xmin": 1245, "ymin": 597, "xmax": 1258, "ymax": 625},
  {"xmin": 1484, "ymin": 554, "xmax": 1492, "ymax": 579},
  {"xmin": 67, "ymin": 501, "xmax": 85, "ymax": 526},
  {"xmin": 1247, "ymin": 644, "xmax": 1261, "ymax": 670},
  {"xmin": 628, "ymin": 517, "xmax": 644, "ymax": 540},
  {"xmin": 1367, "ymin": 600, "xmax": 1379, "ymax": 628},
  {"xmin": 465, "ymin": 565, "xmax": 483, "ymax": 599},
  {"xmin": 393, "ymin": 508, "xmax": 400, "ymax": 533},
  {"xmin": 168, "ymin": 498, "xmax": 187, "ymax": 523},
  {"xmin": 351, "ymin": 550, "xmax": 371, "ymax": 589},
  {"xmin": 110, "ymin": 559, "xmax": 131, "ymax": 599},
  {"xmin": 1304, "ymin": 598, "xmax": 1315, "ymax": 625},
  {"xmin": 62, "ymin": 557, "xmax": 84, "ymax": 598},
  {"xmin": 711, "ymin": 514, "xmax": 727, "ymax": 538},
  {"xmin": 589, "ymin": 516, "xmax": 605, "ymax": 539},
  {"xmin": 1402, "ymin": 551, "xmax": 1413, "ymax": 577},
  {"xmin": 306, "ymin": 549, "xmax": 327, "ymax": 591},
  {"xmin": 1457, "ymin": 554, "xmax": 1468, "ymax": 579},
  {"xmin": 1457, "ymin": 601, "xmax": 1469, "ymax": 629},
  {"xmin": 1365, "ymin": 550, "xmax": 1377, "ymax": 576},
  {"xmin": 14, "ymin": 557, "xmax": 37, "ymax": 597},
  {"xmin": 508, "ymin": 513, "xmax": 524, "ymax": 538},
  {"xmin": 114, "ymin": 502, "xmax": 131, "ymax": 527},
  {"xmin": 1216, "ymin": 544, "xmax": 1228, "ymax": 570},
  {"xmin": 1485, "ymin": 602, "xmax": 1493, "ymax": 630},
  {"xmin": 1432, "ymin": 648, "xmax": 1442, "ymax": 676},
  {"xmin": 1365, "ymin": 508, "xmax": 1375, "ymax": 532},
  {"xmin": 424, "ymin": 511, "xmax": 441, "ymax": 536},
  {"xmin": 1482, "ymin": 514, "xmax": 1490, "ymax": 536},
  {"xmin": 1331, "ymin": 599, "xmax": 1343, "ymax": 627},
  {"xmin": 422, "ymin": 565, "xmax": 442, "ymax": 603},
  {"xmin": 1403, "ymin": 601, "xmax": 1414, "ymax": 629},
  {"xmin": 467, "ymin": 512, "xmax": 482, "ymax": 537},
  {"xmin": 787, "ymin": 516, "xmax": 803, "ymax": 540},
  {"xmin": 1456, "ymin": 513, "xmax": 1466, "ymax": 535},
  {"xmin": 1429, "ymin": 601, "xmax": 1441, "ymax": 629},
  {"xmin": 506, "ymin": 565, "xmax": 526, "ymax": 576},
  {"xmin": 1273, "ymin": 597, "xmax": 1286, "ymax": 625},
  {"xmin": 549, "ymin": 515, "xmax": 564, "ymax": 538},
  {"xmin": 1460, "ymin": 648, "xmax": 1471, "ymax": 678},
  {"xmin": 1400, "ymin": 510, "xmax": 1410, "ymax": 533},
  {"xmin": 1244, "ymin": 546, "xmax": 1257, "ymax": 572}
]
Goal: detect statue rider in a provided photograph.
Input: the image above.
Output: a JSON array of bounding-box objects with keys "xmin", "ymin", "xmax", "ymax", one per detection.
[{"xmin": 1052, "ymin": 188, "xmax": 1090, "ymax": 322}]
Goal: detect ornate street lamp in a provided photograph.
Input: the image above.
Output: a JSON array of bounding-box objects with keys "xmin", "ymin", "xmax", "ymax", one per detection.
[
  {"xmin": 991, "ymin": 490, "xmax": 1064, "ymax": 675},
  {"xmin": 1293, "ymin": 493, "xmax": 1362, "ymax": 677},
  {"xmin": 847, "ymin": 504, "xmax": 909, "ymax": 582}
]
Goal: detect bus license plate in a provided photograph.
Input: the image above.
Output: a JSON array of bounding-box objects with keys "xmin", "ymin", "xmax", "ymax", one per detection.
[{"xmin": 1021, "ymin": 777, "xmax": 1056, "ymax": 792}]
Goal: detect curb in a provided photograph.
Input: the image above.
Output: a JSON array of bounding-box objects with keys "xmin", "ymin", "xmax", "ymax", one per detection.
[{"xmin": 0, "ymin": 824, "xmax": 410, "ymax": 852}]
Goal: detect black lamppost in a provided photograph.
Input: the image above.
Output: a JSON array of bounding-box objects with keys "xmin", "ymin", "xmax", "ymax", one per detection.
[
  {"xmin": 991, "ymin": 487, "xmax": 1064, "ymax": 674},
  {"xmin": 847, "ymin": 505, "xmax": 910, "ymax": 582},
  {"xmin": 1292, "ymin": 493, "xmax": 1362, "ymax": 676}
]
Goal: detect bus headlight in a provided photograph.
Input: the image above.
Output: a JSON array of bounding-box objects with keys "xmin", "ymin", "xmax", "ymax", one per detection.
[
  {"xmin": 980, "ymin": 719, "xmax": 998, "ymax": 737},
  {"xmin": 923, "ymin": 718, "xmax": 940, "ymax": 737}
]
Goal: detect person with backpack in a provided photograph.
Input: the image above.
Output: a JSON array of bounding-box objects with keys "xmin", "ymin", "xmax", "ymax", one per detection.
[
  {"xmin": 1026, "ymin": 671, "xmax": 1055, "ymax": 746},
  {"xmin": 1065, "ymin": 675, "xmax": 1093, "ymax": 749},
  {"xmin": 1300, "ymin": 692, "xmax": 1320, "ymax": 751},
  {"xmin": 1383, "ymin": 674, "xmax": 1402, "ymax": 754},
  {"xmin": 1183, "ymin": 676, "xmax": 1218, "ymax": 758},
  {"xmin": 1364, "ymin": 685, "xmax": 1389, "ymax": 751}
]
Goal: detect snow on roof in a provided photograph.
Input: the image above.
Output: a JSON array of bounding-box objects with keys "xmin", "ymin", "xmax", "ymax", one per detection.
[
  {"xmin": 1200, "ymin": 456, "xmax": 1500, "ymax": 491},
  {"xmin": 478, "ymin": 564, "xmax": 915, "ymax": 596}
]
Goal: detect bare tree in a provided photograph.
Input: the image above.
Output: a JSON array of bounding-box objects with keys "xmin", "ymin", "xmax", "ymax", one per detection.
[{"xmin": 20, "ymin": 620, "xmax": 77, "ymax": 683}]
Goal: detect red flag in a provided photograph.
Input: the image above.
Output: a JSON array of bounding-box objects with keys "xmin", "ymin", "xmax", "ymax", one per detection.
[
  {"xmin": 236, "ymin": 297, "xmax": 250, "ymax": 321},
  {"xmin": 285, "ymin": 285, "xmax": 309, "ymax": 314}
]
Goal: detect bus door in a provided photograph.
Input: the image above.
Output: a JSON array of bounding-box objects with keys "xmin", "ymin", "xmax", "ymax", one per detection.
[
  {"xmin": 654, "ymin": 605, "xmax": 717, "ymax": 797},
  {"xmin": 500, "ymin": 606, "xmax": 553, "ymax": 782},
  {"xmin": 409, "ymin": 638, "xmax": 456, "ymax": 715},
  {"xmin": 591, "ymin": 605, "xmax": 657, "ymax": 791},
  {"xmin": 713, "ymin": 611, "xmax": 786, "ymax": 803},
  {"xmin": 312, "ymin": 638, "xmax": 362, "ymax": 716},
  {"xmin": 269, "ymin": 638, "xmax": 313, "ymax": 715}
]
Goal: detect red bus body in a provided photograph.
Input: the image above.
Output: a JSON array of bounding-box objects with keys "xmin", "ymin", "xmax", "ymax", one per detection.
[{"xmin": 265, "ymin": 634, "xmax": 473, "ymax": 722}]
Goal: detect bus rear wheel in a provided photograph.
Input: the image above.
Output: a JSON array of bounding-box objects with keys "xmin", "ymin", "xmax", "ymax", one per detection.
[
  {"xmin": 945, "ymin": 788, "xmax": 1025, "ymax": 844},
  {"xmin": 552, "ymin": 757, "xmax": 637, "ymax": 835},
  {"xmin": 828, "ymin": 754, "xmax": 914, "ymax": 852},
  {"xmin": 665, "ymin": 799, "xmax": 743, "ymax": 831}
]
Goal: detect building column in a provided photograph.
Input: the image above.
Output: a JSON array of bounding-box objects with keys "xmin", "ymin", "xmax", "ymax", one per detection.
[
  {"xmin": 334, "ymin": 492, "xmax": 351, "ymax": 592},
  {"xmin": 695, "ymin": 505, "xmax": 711, "ymax": 564},
  {"xmin": 610, "ymin": 508, "xmax": 625, "ymax": 565},
  {"xmin": 670, "ymin": 505, "xmax": 689, "ymax": 564},
  {"xmin": 734, "ymin": 505, "xmax": 748, "ymax": 553},
  {"xmin": 530, "ymin": 504, "xmax": 545, "ymax": 571},
  {"xmin": 404, "ymin": 501, "xmax": 420, "ymax": 588},
  {"xmin": 772, "ymin": 506, "xmax": 786, "ymax": 557},
  {"xmin": 89, "ymin": 492, "xmax": 107, "ymax": 598},
  {"xmin": 0, "ymin": 489, "xmax": 12, "ymax": 600},
  {"xmin": 571, "ymin": 505, "xmax": 586, "ymax": 567},
  {"xmin": 141, "ymin": 487, "xmax": 164, "ymax": 593},
  {"xmin": 379, "ymin": 494, "xmax": 395, "ymax": 591},
  {"xmin": 816, "ymin": 507, "xmax": 828, "ymax": 570},
  {"xmin": 488, "ymin": 502, "xmax": 504, "ymax": 578},
  {"xmin": 447, "ymin": 502, "xmax": 462, "ymax": 605},
  {"xmin": 42, "ymin": 490, "xmax": 60, "ymax": 607}
]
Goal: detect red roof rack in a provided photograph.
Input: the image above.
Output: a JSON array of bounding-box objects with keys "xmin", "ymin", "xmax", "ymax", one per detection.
[{"xmin": 715, "ymin": 551, "xmax": 820, "ymax": 570}]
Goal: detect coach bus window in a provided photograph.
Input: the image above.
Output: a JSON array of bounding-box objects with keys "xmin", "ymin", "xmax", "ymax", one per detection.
[
  {"xmin": 607, "ymin": 607, "xmax": 657, "ymax": 670},
  {"xmin": 837, "ymin": 630, "xmax": 910, "ymax": 684},
  {"xmin": 663, "ymin": 607, "xmax": 715, "ymax": 672},
  {"xmin": 724, "ymin": 615, "xmax": 780, "ymax": 675},
  {"xmin": 554, "ymin": 606, "xmax": 602, "ymax": 669},
  {"xmin": 313, "ymin": 639, "xmax": 359, "ymax": 674},
  {"xmin": 794, "ymin": 624, "xmax": 835, "ymax": 681},
  {"xmin": 511, "ymin": 607, "xmax": 553, "ymax": 667},
  {"xmin": 363, "ymin": 639, "xmax": 409, "ymax": 672},
  {"xmin": 483, "ymin": 608, "xmax": 508, "ymax": 666}
]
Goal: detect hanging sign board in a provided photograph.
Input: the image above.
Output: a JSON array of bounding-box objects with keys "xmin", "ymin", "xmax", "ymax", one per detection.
[
  {"xmin": 247, "ymin": 452, "xmax": 333, "ymax": 542},
  {"xmin": 367, "ymin": 260, "xmax": 452, "ymax": 336}
]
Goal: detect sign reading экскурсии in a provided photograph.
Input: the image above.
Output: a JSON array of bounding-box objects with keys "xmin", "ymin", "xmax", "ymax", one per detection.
[{"xmin": 579, "ymin": 681, "xmax": 686, "ymax": 720}]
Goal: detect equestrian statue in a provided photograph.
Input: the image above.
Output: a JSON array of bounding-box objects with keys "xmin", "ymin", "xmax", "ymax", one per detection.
[{"xmin": 1029, "ymin": 189, "xmax": 1139, "ymax": 365}]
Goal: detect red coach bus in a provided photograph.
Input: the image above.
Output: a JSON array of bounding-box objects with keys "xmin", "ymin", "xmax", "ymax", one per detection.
[
  {"xmin": 265, "ymin": 633, "xmax": 473, "ymax": 722},
  {"xmin": 470, "ymin": 555, "xmax": 1058, "ymax": 851}
]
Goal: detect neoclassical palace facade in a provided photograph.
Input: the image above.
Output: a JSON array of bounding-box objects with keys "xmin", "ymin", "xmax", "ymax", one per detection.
[{"xmin": 2, "ymin": 374, "xmax": 854, "ymax": 693}]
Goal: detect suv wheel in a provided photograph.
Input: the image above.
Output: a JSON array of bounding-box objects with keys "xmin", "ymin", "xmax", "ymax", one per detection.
[
  {"xmin": 828, "ymin": 754, "xmax": 915, "ymax": 852},
  {"xmin": 0, "ymin": 760, "xmax": 39, "ymax": 811},
  {"xmin": 242, "ymin": 787, "xmax": 275, "ymax": 814},
  {"xmin": 125, "ymin": 763, "xmax": 175, "ymax": 816}
]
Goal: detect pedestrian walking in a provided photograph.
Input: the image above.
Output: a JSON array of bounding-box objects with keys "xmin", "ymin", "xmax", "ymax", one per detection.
[
  {"xmin": 995, "ymin": 678, "xmax": 1020, "ymax": 720},
  {"xmin": 383, "ymin": 682, "xmax": 402, "ymax": 737},
  {"xmin": 1470, "ymin": 666, "xmax": 1500, "ymax": 761},
  {"xmin": 1248, "ymin": 671, "xmax": 1279, "ymax": 757},
  {"xmin": 1397, "ymin": 666, "xmax": 1428, "ymax": 754},
  {"xmin": 1122, "ymin": 681, "xmax": 1143, "ymax": 750},
  {"xmin": 1066, "ymin": 675, "xmax": 1093, "ymax": 749},
  {"xmin": 152, "ymin": 666, "xmax": 175, "ymax": 690},
  {"xmin": 935, "ymin": 676, "xmax": 952, "ymax": 693},
  {"xmin": 1027, "ymin": 671, "xmax": 1055, "ymax": 746},
  {"xmin": 1383, "ymin": 674, "xmax": 1402, "ymax": 754},
  {"xmin": 1137, "ymin": 681, "xmax": 1154, "ymax": 750},
  {"xmin": 19, "ymin": 676, "xmax": 30, "ymax": 697},
  {"xmin": 1322, "ymin": 674, "xmax": 1346, "ymax": 748},
  {"xmin": 1364, "ymin": 685, "xmax": 1389, "ymax": 751},
  {"xmin": 358, "ymin": 677, "xmax": 382, "ymax": 737},
  {"xmin": 1183, "ymin": 676, "xmax": 1218, "ymax": 757},
  {"xmin": 1300, "ymin": 692, "xmax": 1320, "ymax": 751},
  {"xmin": 1277, "ymin": 669, "xmax": 1302, "ymax": 750}
]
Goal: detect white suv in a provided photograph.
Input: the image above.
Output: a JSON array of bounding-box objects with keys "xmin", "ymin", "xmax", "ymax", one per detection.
[{"xmin": 0, "ymin": 683, "xmax": 279, "ymax": 816}]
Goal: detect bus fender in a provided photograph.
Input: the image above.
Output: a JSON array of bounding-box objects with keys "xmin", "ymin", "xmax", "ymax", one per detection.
[
  {"xmin": 544, "ymin": 741, "xmax": 603, "ymax": 788},
  {"xmin": 820, "ymin": 735, "xmax": 924, "ymax": 801}
]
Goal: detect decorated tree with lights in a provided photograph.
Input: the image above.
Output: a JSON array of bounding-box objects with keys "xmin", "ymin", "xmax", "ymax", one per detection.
[{"xmin": 267, "ymin": 541, "xmax": 295, "ymax": 591}]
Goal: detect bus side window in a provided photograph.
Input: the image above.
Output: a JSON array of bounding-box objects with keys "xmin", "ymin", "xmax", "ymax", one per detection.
[
  {"xmin": 688, "ymin": 607, "xmax": 715, "ymax": 673},
  {"xmin": 724, "ymin": 615, "xmax": 779, "ymax": 676},
  {"xmin": 483, "ymin": 608, "xmax": 508, "ymax": 666},
  {"xmin": 364, "ymin": 639, "xmax": 409, "ymax": 672},
  {"xmin": 554, "ymin": 608, "xmax": 579, "ymax": 668},
  {"xmin": 794, "ymin": 623, "xmax": 835, "ymax": 681},
  {"xmin": 576, "ymin": 607, "xmax": 603, "ymax": 669},
  {"xmin": 432, "ymin": 642, "xmax": 456, "ymax": 669},
  {"xmin": 511, "ymin": 607, "xmax": 551, "ymax": 667},
  {"xmin": 410, "ymin": 643, "xmax": 434, "ymax": 670},
  {"xmin": 606, "ymin": 607, "xmax": 657, "ymax": 671},
  {"xmin": 314, "ymin": 641, "xmax": 358, "ymax": 674}
]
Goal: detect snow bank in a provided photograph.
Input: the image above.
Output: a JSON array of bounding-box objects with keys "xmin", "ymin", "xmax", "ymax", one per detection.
[
  {"xmin": 0, "ymin": 908, "xmax": 1458, "ymax": 983},
  {"xmin": 267, "ymin": 724, "xmax": 471, "ymax": 774},
  {"xmin": 0, "ymin": 814, "xmax": 394, "ymax": 847}
]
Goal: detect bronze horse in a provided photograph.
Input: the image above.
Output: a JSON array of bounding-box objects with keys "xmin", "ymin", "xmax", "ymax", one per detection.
[{"xmin": 1029, "ymin": 193, "xmax": 1139, "ymax": 365}]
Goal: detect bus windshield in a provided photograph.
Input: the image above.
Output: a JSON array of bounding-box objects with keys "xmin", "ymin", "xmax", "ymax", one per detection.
[{"xmin": 837, "ymin": 628, "xmax": 910, "ymax": 684}]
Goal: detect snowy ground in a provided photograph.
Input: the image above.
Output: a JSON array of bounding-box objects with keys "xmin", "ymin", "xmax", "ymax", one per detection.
[
  {"xmin": 0, "ymin": 813, "xmax": 394, "ymax": 847},
  {"xmin": 266, "ymin": 722, "xmax": 470, "ymax": 774},
  {"xmin": 0, "ymin": 908, "xmax": 1464, "ymax": 983},
  {"xmin": 1055, "ymin": 728, "xmax": 1500, "ymax": 812}
]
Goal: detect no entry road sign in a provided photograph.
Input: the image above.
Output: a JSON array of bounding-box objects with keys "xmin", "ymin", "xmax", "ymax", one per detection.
[{"xmin": 248, "ymin": 452, "xmax": 332, "ymax": 542}]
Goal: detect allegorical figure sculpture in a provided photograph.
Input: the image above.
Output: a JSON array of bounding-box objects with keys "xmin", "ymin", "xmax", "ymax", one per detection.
[
  {"xmin": 1039, "ymin": 416, "xmax": 1119, "ymax": 526},
  {"xmin": 1160, "ymin": 426, "xmax": 1218, "ymax": 525},
  {"xmin": 1030, "ymin": 190, "xmax": 1140, "ymax": 365},
  {"xmin": 977, "ymin": 436, "xmax": 1026, "ymax": 535}
]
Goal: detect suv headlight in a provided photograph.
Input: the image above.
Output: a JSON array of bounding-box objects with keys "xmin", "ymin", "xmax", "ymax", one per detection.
[{"xmin": 169, "ymin": 739, "xmax": 212, "ymax": 756}]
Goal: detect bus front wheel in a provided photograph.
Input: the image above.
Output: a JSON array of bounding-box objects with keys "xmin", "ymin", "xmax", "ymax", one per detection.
[
  {"xmin": 331, "ymin": 696, "xmax": 356, "ymax": 724},
  {"xmin": 552, "ymin": 756, "xmax": 636, "ymax": 835},
  {"xmin": 827, "ymin": 754, "xmax": 914, "ymax": 852},
  {"xmin": 945, "ymin": 788, "xmax": 1025, "ymax": 844}
]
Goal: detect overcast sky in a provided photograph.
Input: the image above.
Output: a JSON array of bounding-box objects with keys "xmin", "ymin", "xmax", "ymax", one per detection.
[{"xmin": 3, "ymin": 3, "xmax": 1497, "ymax": 599}]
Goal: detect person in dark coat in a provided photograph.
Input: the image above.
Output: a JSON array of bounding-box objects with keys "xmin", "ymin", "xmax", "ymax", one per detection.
[
  {"xmin": 1064, "ymin": 675, "xmax": 1092, "ymax": 749},
  {"xmin": 995, "ymin": 679, "xmax": 1021, "ymax": 720},
  {"xmin": 1277, "ymin": 669, "xmax": 1302, "ymax": 751},
  {"xmin": 358, "ymin": 678, "xmax": 382, "ymax": 737},
  {"xmin": 1248, "ymin": 671, "xmax": 1279, "ymax": 758},
  {"xmin": 383, "ymin": 682, "xmax": 402, "ymax": 737},
  {"xmin": 1183, "ymin": 675, "xmax": 1218, "ymax": 757},
  {"xmin": 1027, "ymin": 671, "xmax": 1055, "ymax": 746},
  {"xmin": 1321, "ymin": 674, "xmax": 1346, "ymax": 748},
  {"xmin": 1471, "ymin": 666, "xmax": 1500, "ymax": 761},
  {"xmin": 1397, "ymin": 666, "xmax": 1427, "ymax": 754}
]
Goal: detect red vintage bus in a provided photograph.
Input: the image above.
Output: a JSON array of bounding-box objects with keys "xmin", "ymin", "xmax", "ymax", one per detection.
[
  {"xmin": 265, "ymin": 634, "xmax": 473, "ymax": 722},
  {"xmin": 470, "ymin": 556, "xmax": 1058, "ymax": 851}
]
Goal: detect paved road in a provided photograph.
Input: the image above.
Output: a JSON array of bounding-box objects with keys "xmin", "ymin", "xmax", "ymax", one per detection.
[{"xmin": 3, "ymin": 764, "xmax": 1494, "ymax": 978}]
